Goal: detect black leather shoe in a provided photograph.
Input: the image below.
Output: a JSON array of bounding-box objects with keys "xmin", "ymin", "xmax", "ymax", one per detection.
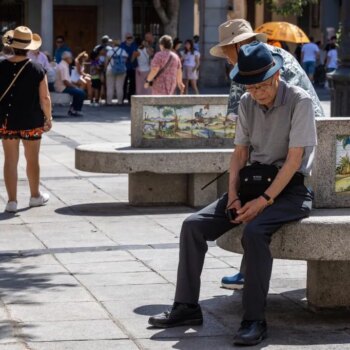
[
  {"xmin": 148, "ymin": 303, "xmax": 203, "ymax": 328},
  {"xmin": 233, "ymin": 320, "xmax": 267, "ymax": 346}
]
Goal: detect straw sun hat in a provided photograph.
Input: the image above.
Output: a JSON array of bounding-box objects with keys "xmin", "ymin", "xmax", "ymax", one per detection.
[
  {"xmin": 2, "ymin": 26, "xmax": 42, "ymax": 50},
  {"xmin": 210, "ymin": 19, "xmax": 267, "ymax": 58}
]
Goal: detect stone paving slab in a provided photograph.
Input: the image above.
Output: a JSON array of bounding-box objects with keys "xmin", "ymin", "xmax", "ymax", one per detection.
[
  {"xmin": 0, "ymin": 345, "xmax": 26, "ymax": 350},
  {"xmin": 28, "ymin": 340, "xmax": 140, "ymax": 350},
  {"xmin": 7, "ymin": 302, "xmax": 108, "ymax": 322},
  {"xmin": 21, "ymin": 320, "xmax": 127, "ymax": 342}
]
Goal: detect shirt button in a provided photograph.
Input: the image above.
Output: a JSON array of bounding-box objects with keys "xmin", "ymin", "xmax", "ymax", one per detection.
[
  {"xmin": 8, "ymin": 104, "xmax": 11, "ymax": 107},
  {"xmin": 13, "ymin": 73, "xmax": 16, "ymax": 76}
]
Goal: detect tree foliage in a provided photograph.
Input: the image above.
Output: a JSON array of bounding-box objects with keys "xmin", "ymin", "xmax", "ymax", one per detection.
[{"xmin": 255, "ymin": 0, "xmax": 318, "ymax": 17}]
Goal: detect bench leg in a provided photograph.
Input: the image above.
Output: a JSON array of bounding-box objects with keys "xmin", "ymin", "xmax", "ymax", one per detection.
[
  {"xmin": 129, "ymin": 172, "xmax": 187, "ymax": 205},
  {"xmin": 188, "ymin": 173, "xmax": 220, "ymax": 207},
  {"xmin": 307, "ymin": 261, "xmax": 350, "ymax": 309}
]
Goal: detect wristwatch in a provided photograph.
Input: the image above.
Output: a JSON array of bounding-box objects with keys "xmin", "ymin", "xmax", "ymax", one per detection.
[
  {"xmin": 145, "ymin": 79, "xmax": 152, "ymax": 83},
  {"xmin": 261, "ymin": 193, "xmax": 274, "ymax": 205}
]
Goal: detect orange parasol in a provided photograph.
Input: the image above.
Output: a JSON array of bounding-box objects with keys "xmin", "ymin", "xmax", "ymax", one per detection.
[{"xmin": 255, "ymin": 22, "xmax": 310, "ymax": 44}]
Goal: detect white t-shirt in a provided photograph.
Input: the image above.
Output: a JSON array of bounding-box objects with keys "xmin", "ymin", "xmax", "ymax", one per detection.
[
  {"xmin": 181, "ymin": 50, "xmax": 200, "ymax": 67},
  {"xmin": 137, "ymin": 48, "xmax": 150, "ymax": 72},
  {"xmin": 106, "ymin": 47, "xmax": 128, "ymax": 73},
  {"xmin": 54, "ymin": 60, "xmax": 71, "ymax": 93},
  {"xmin": 326, "ymin": 49, "xmax": 338, "ymax": 69},
  {"xmin": 302, "ymin": 43, "xmax": 319, "ymax": 63}
]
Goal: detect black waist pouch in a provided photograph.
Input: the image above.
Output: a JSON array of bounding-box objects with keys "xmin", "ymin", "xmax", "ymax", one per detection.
[
  {"xmin": 239, "ymin": 163, "xmax": 278, "ymax": 203},
  {"xmin": 239, "ymin": 163, "xmax": 304, "ymax": 203}
]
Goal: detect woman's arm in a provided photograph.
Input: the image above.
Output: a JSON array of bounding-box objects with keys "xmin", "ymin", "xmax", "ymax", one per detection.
[
  {"xmin": 176, "ymin": 67, "xmax": 185, "ymax": 94},
  {"xmin": 193, "ymin": 54, "xmax": 200, "ymax": 72},
  {"xmin": 144, "ymin": 66, "xmax": 160, "ymax": 89},
  {"xmin": 39, "ymin": 76, "xmax": 52, "ymax": 131}
]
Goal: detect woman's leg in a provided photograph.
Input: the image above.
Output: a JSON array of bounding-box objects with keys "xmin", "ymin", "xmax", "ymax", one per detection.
[
  {"xmin": 116, "ymin": 73, "xmax": 126, "ymax": 104},
  {"xmin": 183, "ymin": 79, "xmax": 189, "ymax": 94},
  {"xmin": 2, "ymin": 139, "xmax": 20, "ymax": 202},
  {"xmin": 22, "ymin": 139, "xmax": 41, "ymax": 198},
  {"xmin": 106, "ymin": 72, "xmax": 114, "ymax": 104},
  {"xmin": 190, "ymin": 79, "xmax": 199, "ymax": 94}
]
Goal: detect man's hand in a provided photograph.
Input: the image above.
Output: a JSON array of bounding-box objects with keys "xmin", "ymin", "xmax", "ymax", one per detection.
[
  {"xmin": 235, "ymin": 197, "xmax": 268, "ymax": 223},
  {"xmin": 227, "ymin": 197, "xmax": 242, "ymax": 224}
]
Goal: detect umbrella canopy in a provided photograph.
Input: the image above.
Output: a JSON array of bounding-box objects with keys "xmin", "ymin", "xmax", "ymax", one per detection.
[{"xmin": 255, "ymin": 22, "xmax": 310, "ymax": 44}]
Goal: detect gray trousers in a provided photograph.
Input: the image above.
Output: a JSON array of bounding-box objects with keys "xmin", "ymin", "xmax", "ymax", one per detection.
[{"xmin": 174, "ymin": 185, "xmax": 313, "ymax": 321}]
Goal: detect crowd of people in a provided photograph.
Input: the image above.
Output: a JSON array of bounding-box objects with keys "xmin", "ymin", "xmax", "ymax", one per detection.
[
  {"xmin": 273, "ymin": 35, "xmax": 337, "ymax": 87},
  {"xmin": 0, "ymin": 31, "xmax": 201, "ymax": 116}
]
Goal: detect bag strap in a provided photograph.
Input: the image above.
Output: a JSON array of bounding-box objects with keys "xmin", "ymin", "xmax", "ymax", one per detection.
[
  {"xmin": 153, "ymin": 53, "xmax": 173, "ymax": 82},
  {"xmin": 108, "ymin": 48, "xmax": 123, "ymax": 68},
  {"xmin": 0, "ymin": 59, "xmax": 30, "ymax": 103}
]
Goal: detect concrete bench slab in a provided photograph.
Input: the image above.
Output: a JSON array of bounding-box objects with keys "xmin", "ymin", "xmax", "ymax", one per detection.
[
  {"xmin": 216, "ymin": 208, "xmax": 350, "ymax": 310},
  {"xmin": 75, "ymin": 143, "xmax": 232, "ymax": 207}
]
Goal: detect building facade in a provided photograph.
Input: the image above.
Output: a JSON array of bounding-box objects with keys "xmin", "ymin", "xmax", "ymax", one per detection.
[{"xmin": 0, "ymin": 0, "xmax": 342, "ymax": 87}]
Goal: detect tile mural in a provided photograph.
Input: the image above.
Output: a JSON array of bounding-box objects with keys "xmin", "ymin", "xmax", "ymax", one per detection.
[
  {"xmin": 142, "ymin": 104, "xmax": 236, "ymax": 139},
  {"xmin": 335, "ymin": 135, "xmax": 350, "ymax": 193}
]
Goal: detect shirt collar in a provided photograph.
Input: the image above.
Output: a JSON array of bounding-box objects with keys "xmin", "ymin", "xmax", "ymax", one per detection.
[{"xmin": 273, "ymin": 79, "xmax": 287, "ymax": 108}]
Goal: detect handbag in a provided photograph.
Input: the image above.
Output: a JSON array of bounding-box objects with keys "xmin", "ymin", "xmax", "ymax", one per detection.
[
  {"xmin": 148, "ymin": 54, "xmax": 173, "ymax": 86},
  {"xmin": 238, "ymin": 163, "xmax": 279, "ymax": 202},
  {"xmin": 0, "ymin": 59, "xmax": 30, "ymax": 103}
]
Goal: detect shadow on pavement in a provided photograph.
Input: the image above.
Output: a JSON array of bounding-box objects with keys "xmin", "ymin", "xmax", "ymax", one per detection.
[
  {"xmin": 135, "ymin": 292, "xmax": 350, "ymax": 349},
  {"xmin": 55, "ymin": 202, "xmax": 194, "ymax": 217}
]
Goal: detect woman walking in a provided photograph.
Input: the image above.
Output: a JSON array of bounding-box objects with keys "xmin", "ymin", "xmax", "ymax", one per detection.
[
  {"xmin": 181, "ymin": 39, "xmax": 200, "ymax": 94},
  {"xmin": 144, "ymin": 35, "xmax": 184, "ymax": 95},
  {"xmin": 134, "ymin": 40, "xmax": 152, "ymax": 95},
  {"xmin": 0, "ymin": 26, "xmax": 52, "ymax": 213}
]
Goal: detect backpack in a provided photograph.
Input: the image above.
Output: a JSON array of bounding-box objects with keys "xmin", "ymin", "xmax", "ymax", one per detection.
[{"xmin": 110, "ymin": 48, "xmax": 126, "ymax": 75}]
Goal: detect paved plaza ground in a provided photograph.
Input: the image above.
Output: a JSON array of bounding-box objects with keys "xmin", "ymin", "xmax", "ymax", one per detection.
[{"xmin": 0, "ymin": 89, "xmax": 349, "ymax": 350}]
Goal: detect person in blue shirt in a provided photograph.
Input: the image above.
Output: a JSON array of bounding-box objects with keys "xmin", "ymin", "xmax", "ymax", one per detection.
[
  {"xmin": 54, "ymin": 35, "xmax": 72, "ymax": 64},
  {"xmin": 120, "ymin": 33, "xmax": 138, "ymax": 104}
]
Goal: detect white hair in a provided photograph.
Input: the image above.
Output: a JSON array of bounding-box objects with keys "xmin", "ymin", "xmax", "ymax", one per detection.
[{"xmin": 61, "ymin": 51, "xmax": 72, "ymax": 59}]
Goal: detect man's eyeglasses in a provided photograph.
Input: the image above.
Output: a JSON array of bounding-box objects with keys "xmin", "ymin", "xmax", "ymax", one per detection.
[
  {"xmin": 56, "ymin": 40, "xmax": 63, "ymax": 44},
  {"xmin": 245, "ymin": 78, "xmax": 274, "ymax": 93},
  {"xmin": 126, "ymin": 36, "xmax": 133, "ymax": 40}
]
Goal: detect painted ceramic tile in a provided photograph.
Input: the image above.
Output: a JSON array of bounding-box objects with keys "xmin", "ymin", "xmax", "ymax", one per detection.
[
  {"xmin": 335, "ymin": 135, "xmax": 350, "ymax": 193},
  {"xmin": 142, "ymin": 104, "xmax": 235, "ymax": 139}
]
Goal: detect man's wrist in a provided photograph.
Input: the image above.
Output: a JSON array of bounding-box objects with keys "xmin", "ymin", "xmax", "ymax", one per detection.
[{"xmin": 261, "ymin": 193, "xmax": 274, "ymax": 206}]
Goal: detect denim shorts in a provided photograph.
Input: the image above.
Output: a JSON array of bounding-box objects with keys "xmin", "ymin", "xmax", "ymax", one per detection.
[{"xmin": 303, "ymin": 61, "xmax": 316, "ymax": 75}]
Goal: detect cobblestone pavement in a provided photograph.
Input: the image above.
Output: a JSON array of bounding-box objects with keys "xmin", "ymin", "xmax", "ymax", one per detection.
[{"xmin": 0, "ymin": 93, "xmax": 349, "ymax": 350}]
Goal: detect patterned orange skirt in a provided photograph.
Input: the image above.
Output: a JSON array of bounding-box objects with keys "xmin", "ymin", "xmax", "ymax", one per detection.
[{"xmin": 0, "ymin": 120, "xmax": 44, "ymax": 140}]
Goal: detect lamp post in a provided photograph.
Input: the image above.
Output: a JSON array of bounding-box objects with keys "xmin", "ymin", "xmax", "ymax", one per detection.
[{"xmin": 328, "ymin": 1, "xmax": 350, "ymax": 116}]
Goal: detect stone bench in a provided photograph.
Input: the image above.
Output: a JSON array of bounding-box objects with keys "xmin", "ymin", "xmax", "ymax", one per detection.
[
  {"xmin": 50, "ymin": 92, "xmax": 72, "ymax": 106},
  {"xmin": 75, "ymin": 143, "xmax": 232, "ymax": 207},
  {"xmin": 216, "ymin": 208, "xmax": 350, "ymax": 310}
]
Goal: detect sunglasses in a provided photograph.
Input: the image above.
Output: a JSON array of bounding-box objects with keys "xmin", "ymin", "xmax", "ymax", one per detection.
[{"xmin": 126, "ymin": 37, "xmax": 133, "ymax": 40}]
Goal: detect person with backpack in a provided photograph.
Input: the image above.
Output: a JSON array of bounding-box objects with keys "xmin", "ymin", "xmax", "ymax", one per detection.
[{"xmin": 105, "ymin": 40, "xmax": 128, "ymax": 106}]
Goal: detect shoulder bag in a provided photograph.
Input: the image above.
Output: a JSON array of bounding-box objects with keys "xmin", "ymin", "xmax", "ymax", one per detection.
[{"xmin": 148, "ymin": 53, "xmax": 173, "ymax": 86}]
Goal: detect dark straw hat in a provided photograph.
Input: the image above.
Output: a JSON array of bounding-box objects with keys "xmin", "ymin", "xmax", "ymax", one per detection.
[{"xmin": 230, "ymin": 41, "xmax": 283, "ymax": 85}]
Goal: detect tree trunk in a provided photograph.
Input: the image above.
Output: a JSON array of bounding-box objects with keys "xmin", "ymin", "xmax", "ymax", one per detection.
[{"xmin": 153, "ymin": 0, "xmax": 179, "ymax": 38}]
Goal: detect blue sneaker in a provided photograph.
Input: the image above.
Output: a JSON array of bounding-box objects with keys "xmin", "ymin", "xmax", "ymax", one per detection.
[{"xmin": 221, "ymin": 272, "xmax": 244, "ymax": 290}]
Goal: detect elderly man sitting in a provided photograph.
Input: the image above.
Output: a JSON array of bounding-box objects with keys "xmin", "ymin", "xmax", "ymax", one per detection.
[
  {"xmin": 148, "ymin": 42, "xmax": 317, "ymax": 346},
  {"xmin": 54, "ymin": 51, "xmax": 86, "ymax": 116}
]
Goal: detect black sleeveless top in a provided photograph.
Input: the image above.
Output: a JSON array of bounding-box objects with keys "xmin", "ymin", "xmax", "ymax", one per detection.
[{"xmin": 0, "ymin": 59, "xmax": 45, "ymax": 130}]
